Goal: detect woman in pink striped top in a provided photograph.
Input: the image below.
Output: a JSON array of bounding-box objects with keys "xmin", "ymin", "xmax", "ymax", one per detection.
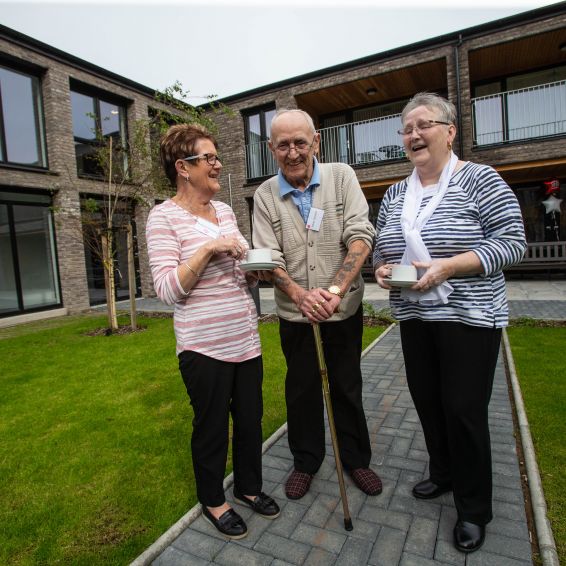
[{"xmin": 146, "ymin": 124, "xmax": 279, "ymax": 539}]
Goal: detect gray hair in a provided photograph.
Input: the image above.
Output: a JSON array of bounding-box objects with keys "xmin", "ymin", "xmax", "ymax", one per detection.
[
  {"xmin": 269, "ymin": 108, "xmax": 316, "ymax": 140},
  {"xmin": 401, "ymin": 92, "xmax": 457, "ymax": 125}
]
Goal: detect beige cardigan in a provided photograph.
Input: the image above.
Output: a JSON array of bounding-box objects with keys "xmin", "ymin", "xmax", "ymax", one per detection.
[{"xmin": 253, "ymin": 162, "xmax": 375, "ymax": 322}]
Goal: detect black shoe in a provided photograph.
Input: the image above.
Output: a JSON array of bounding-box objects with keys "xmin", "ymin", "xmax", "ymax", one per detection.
[
  {"xmin": 412, "ymin": 478, "xmax": 452, "ymax": 499},
  {"xmin": 202, "ymin": 506, "xmax": 247, "ymax": 539},
  {"xmin": 454, "ymin": 520, "xmax": 485, "ymax": 553},
  {"xmin": 233, "ymin": 489, "xmax": 280, "ymax": 519}
]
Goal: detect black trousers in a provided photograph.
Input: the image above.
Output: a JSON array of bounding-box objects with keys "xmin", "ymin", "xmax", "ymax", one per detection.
[
  {"xmin": 178, "ymin": 351, "xmax": 263, "ymax": 507},
  {"xmin": 400, "ymin": 319, "xmax": 502, "ymax": 525},
  {"xmin": 279, "ymin": 306, "xmax": 371, "ymax": 474}
]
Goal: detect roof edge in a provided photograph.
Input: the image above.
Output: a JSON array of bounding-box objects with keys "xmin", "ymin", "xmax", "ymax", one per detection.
[
  {"xmin": 0, "ymin": 23, "xmax": 157, "ymax": 98},
  {"xmin": 210, "ymin": 2, "xmax": 566, "ymax": 106}
]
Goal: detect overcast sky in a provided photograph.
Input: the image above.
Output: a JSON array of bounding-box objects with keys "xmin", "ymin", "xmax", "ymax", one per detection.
[{"xmin": 1, "ymin": 0, "xmax": 561, "ymax": 101}]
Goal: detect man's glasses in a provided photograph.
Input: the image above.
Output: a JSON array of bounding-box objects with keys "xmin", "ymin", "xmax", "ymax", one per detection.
[
  {"xmin": 397, "ymin": 120, "xmax": 450, "ymax": 136},
  {"xmin": 274, "ymin": 136, "xmax": 317, "ymax": 154},
  {"xmin": 182, "ymin": 153, "xmax": 222, "ymax": 166}
]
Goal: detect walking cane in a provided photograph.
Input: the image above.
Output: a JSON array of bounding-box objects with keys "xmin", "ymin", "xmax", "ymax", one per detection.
[{"xmin": 312, "ymin": 322, "xmax": 353, "ymax": 531}]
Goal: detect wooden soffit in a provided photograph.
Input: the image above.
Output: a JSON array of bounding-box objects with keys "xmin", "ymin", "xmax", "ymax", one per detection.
[
  {"xmin": 469, "ymin": 29, "xmax": 566, "ymax": 83},
  {"xmin": 360, "ymin": 177, "xmax": 405, "ymax": 200},
  {"xmin": 495, "ymin": 157, "xmax": 566, "ymax": 185},
  {"xmin": 296, "ymin": 59, "xmax": 447, "ymax": 118}
]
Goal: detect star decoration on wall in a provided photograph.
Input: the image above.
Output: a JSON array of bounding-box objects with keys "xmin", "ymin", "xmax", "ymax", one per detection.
[{"xmin": 542, "ymin": 195, "xmax": 563, "ymax": 214}]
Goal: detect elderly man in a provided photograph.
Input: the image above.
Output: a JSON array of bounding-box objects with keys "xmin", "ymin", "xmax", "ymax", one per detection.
[{"xmin": 252, "ymin": 108, "xmax": 381, "ymax": 500}]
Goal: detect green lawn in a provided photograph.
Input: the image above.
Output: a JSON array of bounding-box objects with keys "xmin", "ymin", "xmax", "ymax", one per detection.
[
  {"xmin": 507, "ymin": 326, "xmax": 566, "ymax": 564},
  {"xmin": 0, "ymin": 314, "xmax": 384, "ymax": 565}
]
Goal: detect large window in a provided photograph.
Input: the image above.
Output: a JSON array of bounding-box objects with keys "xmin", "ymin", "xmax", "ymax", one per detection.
[
  {"xmin": 0, "ymin": 191, "xmax": 61, "ymax": 317},
  {"xmin": 244, "ymin": 105, "xmax": 277, "ymax": 179},
  {"xmin": 71, "ymin": 87, "xmax": 127, "ymax": 177},
  {"xmin": 0, "ymin": 64, "xmax": 47, "ymax": 167}
]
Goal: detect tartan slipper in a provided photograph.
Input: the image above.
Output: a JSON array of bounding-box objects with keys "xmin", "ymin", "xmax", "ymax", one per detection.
[
  {"xmin": 284, "ymin": 470, "xmax": 313, "ymax": 500},
  {"xmin": 350, "ymin": 468, "xmax": 383, "ymax": 496}
]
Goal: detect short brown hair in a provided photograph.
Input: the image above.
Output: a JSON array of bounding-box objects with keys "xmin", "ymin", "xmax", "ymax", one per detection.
[{"xmin": 160, "ymin": 123, "xmax": 218, "ymax": 186}]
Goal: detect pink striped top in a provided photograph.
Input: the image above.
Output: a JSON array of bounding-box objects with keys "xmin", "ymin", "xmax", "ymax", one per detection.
[{"xmin": 146, "ymin": 199, "xmax": 261, "ymax": 362}]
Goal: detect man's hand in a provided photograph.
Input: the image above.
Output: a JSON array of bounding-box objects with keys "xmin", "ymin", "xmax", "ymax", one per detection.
[{"xmin": 297, "ymin": 287, "xmax": 341, "ymax": 322}]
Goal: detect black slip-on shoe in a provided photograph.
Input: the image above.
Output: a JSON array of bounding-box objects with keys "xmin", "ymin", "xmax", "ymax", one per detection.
[
  {"xmin": 202, "ymin": 506, "xmax": 247, "ymax": 539},
  {"xmin": 233, "ymin": 490, "xmax": 280, "ymax": 519},
  {"xmin": 412, "ymin": 478, "xmax": 452, "ymax": 499}
]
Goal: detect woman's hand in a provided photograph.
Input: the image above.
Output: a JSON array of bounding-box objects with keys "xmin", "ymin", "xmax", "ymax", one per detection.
[
  {"xmin": 374, "ymin": 264, "xmax": 393, "ymax": 290},
  {"xmin": 206, "ymin": 237, "xmax": 246, "ymax": 261},
  {"xmin": 412, "ymin": 259, "xmax": 455, "ymax": 292}
]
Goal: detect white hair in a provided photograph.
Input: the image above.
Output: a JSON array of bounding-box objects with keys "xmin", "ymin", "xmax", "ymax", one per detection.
[
  {"xmin": 401, "ymin": 92, "xmax": 457, "ymax": 124},
  {"xmin": 269, "ymin": 108, "xmax": 316, "ymax": 140}
]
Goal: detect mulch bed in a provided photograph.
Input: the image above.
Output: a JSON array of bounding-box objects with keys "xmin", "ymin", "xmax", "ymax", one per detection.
[{"xmin": 84, "ymin": 325, "xmax": 147, "ymax": 337}]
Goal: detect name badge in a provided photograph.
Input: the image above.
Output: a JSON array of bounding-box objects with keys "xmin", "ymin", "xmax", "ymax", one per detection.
[
  {"xmin": 193, "ymin": 217, "xmax": 221, "ymax": 239},
  {"xmin": 306, "ymin": 207, "xmax": 324, "ymax": 231}
]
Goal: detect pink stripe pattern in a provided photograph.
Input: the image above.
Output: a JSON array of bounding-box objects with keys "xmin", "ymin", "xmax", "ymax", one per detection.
[{"xmin": 146, "ymin": 199, "xmax": 261, "ymax": 362}]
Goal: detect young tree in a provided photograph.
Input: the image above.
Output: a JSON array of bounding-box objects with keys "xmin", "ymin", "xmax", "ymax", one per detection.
[{"xmin": 78, "ymin": 82, "xmax": 230, "ymax": 331}]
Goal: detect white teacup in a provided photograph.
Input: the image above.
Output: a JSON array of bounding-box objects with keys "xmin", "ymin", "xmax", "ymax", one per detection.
[
  {"xmin": 246, "ymin": 248, "xmax": 272, "ymax": 263},
  {"xmin": 391, "ymin": 264, "xmax": 417, "ymax": 282}
]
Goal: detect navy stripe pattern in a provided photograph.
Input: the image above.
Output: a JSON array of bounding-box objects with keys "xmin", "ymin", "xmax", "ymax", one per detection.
[{"xmin": 373, "ymin": 162, "xmax": 527, "ymax": 328}]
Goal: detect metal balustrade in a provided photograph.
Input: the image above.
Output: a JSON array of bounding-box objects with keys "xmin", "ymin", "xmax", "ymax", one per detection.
[
  {"xmin": 472, "ymin": 80, "xmax": 566, "ymax": 146},
  {"xmin": 244, "ymin": 113, "xmax": 405, "ymax": 179}
]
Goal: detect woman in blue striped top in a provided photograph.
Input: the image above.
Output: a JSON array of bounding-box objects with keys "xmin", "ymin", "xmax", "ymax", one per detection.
[{"xmin": 373, "ymin": 92, "xmax": 526, "ymax": 553}]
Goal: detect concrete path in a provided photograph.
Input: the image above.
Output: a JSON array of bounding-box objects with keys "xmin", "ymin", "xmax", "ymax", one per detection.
[{"xmin": 131, "ymin": 280, "xmax": 565, "ymax": 565}]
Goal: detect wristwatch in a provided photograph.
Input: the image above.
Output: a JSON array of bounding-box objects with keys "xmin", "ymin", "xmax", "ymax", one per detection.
[{"xmin": 327, "ymin": 285, "xmax": 345, "ymax": 299}]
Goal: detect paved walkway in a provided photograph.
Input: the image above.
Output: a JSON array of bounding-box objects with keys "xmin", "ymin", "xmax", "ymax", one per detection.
[{"xmin": 132, "ymin": 280, "xmax": 565, "ymax": 566}]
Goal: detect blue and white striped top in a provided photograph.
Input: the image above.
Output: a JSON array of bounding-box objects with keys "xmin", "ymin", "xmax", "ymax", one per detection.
[{"xmin": 373, "ymin": 162, "xmax": 526, "ymax": 328}]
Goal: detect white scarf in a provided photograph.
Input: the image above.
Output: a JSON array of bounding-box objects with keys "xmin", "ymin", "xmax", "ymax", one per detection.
[{"xmin": 399, "ymin": 152, "xmax": 458, "ymax": 305}]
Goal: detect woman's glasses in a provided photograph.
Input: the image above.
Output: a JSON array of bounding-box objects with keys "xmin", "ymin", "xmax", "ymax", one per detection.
[
  {"xmin": 397, "ymin": 120, "xmax": 450, "ymax": 136},
  {"xmin": 182, "ymin": 153, "xmax": 222, "ymax": 166}
]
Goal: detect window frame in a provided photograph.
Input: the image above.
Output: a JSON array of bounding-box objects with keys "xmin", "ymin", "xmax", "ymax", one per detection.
[
  {"xmin": 70, "ymin": 81, "xmax": 129, "ymax": 179},
  {"xmin": 242, "ymin": 103, "xmax": 277, "ymax": 181},
  {"xmin": 0, "ymin": 189, "xmax": 63, "ymax": 318},
  {"xmin": 0, "ymin": 57, "xmax": 48, "ymax": 170}
]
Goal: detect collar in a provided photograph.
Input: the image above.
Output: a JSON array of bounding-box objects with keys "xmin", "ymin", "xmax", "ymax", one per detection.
[{"xmin": 278, "ymin": 157, "xmax": 320, "ymax": 197}]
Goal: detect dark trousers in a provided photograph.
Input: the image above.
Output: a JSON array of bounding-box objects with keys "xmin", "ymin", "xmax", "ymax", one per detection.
[
  {"xmin": 279, "ymin": 306, "xmax": 372, "ymax": 474},
  {"xmin": 400, "ymin": 319, "xmax": 502, "ymax": 525},
  {"xmin": 178, "ymin": 351, "xmax": 263, "ymax": 507}
]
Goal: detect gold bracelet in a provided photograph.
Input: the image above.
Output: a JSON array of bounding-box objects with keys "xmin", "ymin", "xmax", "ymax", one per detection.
[{"xmin": 184, "ymin": 263, "xmax": 200, "ymax": 278}]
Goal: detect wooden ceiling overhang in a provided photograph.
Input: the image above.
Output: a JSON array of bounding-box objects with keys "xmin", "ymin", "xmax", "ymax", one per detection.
[
  {"xmin": 296, "ymin": 59, "xmax": 447, "ymax": 120},
  {"xmin": 468, "ymin": 28, "xmax": 566, "ymax": 83},
  {"xmin": 495, "ymin": 157, "xmax": 566, "ymax": 185},
  {"xmin": 359, "ymin": 157, "xmax": 566, "ymax": 201}
]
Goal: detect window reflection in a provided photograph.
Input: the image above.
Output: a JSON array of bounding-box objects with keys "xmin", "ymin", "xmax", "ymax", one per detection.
[
  {"xmin": 13, "ymin": 206, "xmax": 60, "ymax": 309},
  {"xmin": 70, "ymin": 89, "xmax": 127, "ymax": 177},
  {"xmin": 0, "ymin": 195, "xmax": 61, "ymax": 317},
  {"xmin": 71, "ymin": 91, "xmax": 96, "ymax": 140},
  {"xmin": 0, "ymin": 205, "xmax": 19, "ymax": 314},
  {"xmin": 0, "ymin": 65, "xmax": 46, "ymax": 167}
]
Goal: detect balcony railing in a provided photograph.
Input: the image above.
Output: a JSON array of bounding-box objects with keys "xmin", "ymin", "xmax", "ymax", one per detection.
[
  {"xmin": 244, "ymin": 113, "xmax": 405, "ymax": 180},
  {"xmin": 472, "ymin": 80, "xmax": 566, "ymax": 147}
]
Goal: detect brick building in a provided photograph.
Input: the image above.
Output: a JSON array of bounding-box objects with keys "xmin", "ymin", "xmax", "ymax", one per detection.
[
  {"xmin": 1, "ymin": 4, "xmax": 565, "ymax": 324},
  {"xmin": 206, "ymin": 3, "xmax": 566, "ymax": 259},
  {"xmin": 0, "ymin": 24, "xmax": 172, "ymax": 325}
]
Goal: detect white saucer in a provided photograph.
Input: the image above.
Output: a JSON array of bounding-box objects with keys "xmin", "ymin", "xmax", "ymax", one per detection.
[
  {"xmin": 386, "ymin": 277, "xmax": 418, "ymax": 288},
  {"xmin": 239, "ymin": 261, "xmax": 277, "ymax": 272}
]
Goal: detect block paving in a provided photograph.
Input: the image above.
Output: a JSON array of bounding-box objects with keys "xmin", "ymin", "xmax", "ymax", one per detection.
[{"xmin": 150, "ymin": 325, "xmax": 534, "ymax": 565}]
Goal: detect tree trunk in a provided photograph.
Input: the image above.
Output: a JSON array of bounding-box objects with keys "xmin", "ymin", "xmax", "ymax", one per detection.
[
  {"xmin": 127, "ymin": 222, "xmax": 137, "ymax": 330},
  {"xmin": 101, "ymin": 232, "xmax": 118, "ymax": 331}
]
